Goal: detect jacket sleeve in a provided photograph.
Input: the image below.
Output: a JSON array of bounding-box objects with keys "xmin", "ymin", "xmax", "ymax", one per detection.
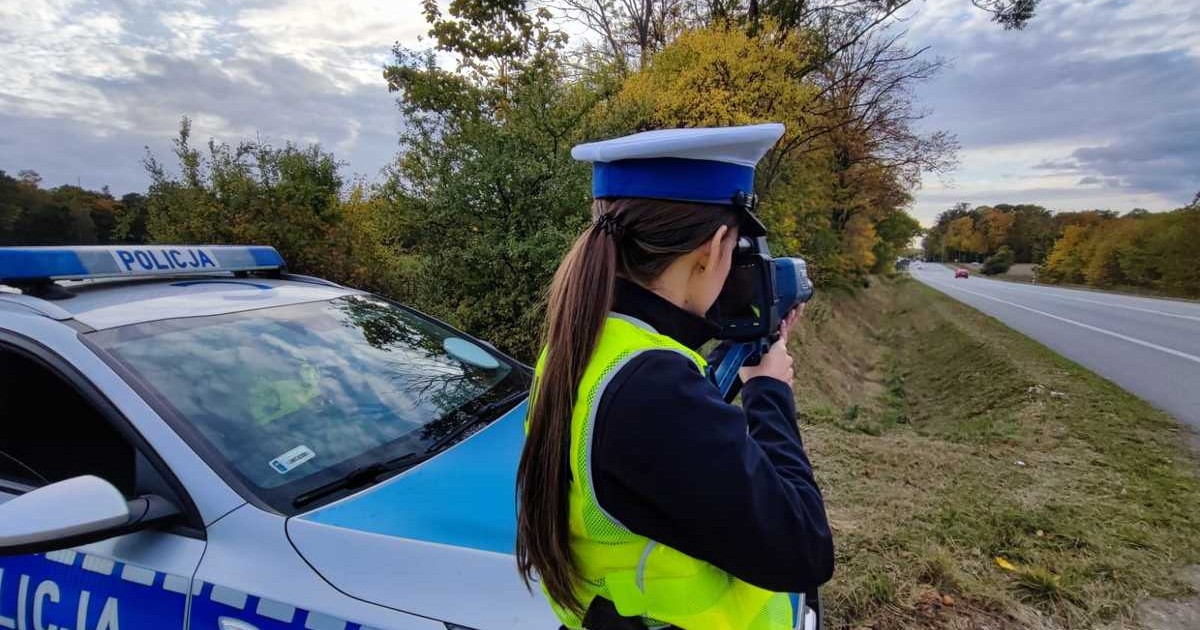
[{"xmin": 591, "ymin": 350, "xmax": 835, "ymax": 593}]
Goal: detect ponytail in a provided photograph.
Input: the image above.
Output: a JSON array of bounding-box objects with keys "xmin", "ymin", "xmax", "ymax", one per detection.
[
  {"xmin": 516, "ymin": 210, "xmax": 616, "ymax": 613},
  {"xmin": 516, "ymin": 198, "xmax": 739, "ymax": 613}
]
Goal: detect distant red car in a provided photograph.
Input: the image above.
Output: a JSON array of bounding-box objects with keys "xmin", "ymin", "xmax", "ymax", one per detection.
[{"xmin": 955, "ymin": 268, "xmax": 969, "ymax": 279}]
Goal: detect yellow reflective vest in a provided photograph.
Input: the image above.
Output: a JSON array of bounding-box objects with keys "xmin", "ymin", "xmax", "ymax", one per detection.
[{"xmin": 532, "ymin": 314, "xmax": 794, "ymax": 630}]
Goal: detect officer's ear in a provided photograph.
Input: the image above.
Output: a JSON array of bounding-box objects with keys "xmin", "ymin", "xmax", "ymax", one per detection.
[{"xmin": 698, "ymin": 225, "xmax": 730, "ymax": 275}]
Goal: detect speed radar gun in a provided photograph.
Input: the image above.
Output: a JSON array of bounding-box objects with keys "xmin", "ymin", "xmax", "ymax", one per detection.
[{"xmin": 710, "ymin": 192, "xmax": 815, "ymax": 402}]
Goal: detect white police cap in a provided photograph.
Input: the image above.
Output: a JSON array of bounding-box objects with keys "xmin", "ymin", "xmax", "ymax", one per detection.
[{"xmin": 571, "ymin": 123, "xmax": 785, "ymax": 205}]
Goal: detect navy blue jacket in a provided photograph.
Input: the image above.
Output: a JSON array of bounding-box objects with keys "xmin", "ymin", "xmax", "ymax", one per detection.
[{"xmin": 591, "ymin": 279, "xmax": 834, "ymax": 593}]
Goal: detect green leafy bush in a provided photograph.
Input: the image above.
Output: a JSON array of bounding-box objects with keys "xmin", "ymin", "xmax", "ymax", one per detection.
[{"xmin": 981, "ymin": 245, "xmax": 1015, "ymax": 275}]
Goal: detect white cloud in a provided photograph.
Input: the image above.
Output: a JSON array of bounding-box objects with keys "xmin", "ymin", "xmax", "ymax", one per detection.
[
  {"xmin": 0, "ymin": 0, "xmax": 424, "ymax": 191},
  {"xmin": 234, "ymin": 0, "xmax": 427, "ymax": 91},
  {"xmin": 1, "ymin": 0, "xmax": 1196, "ymax": 208},
  {"xmin": 158, "ymin": 10, "xmax": 223, "ymax": 60},
  {"xmin": 0, "ymin": 0, "xmax": 429, "ymax": 137},
  {"xmin": 0, "ymin": 1, "xmax": 144, "ymax": 125},
  {"xmin": 1062, "ymin": 0, "xmax": 1200, "ymax": 61},
  {"xmin": 903, "ymin": 0, "xmax": 1200, "ymax": 223}
]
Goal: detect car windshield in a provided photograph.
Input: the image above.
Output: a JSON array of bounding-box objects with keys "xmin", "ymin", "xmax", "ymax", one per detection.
[{"xmin": 87, "ymin": 295, "xmax": 529, "ymax": 512}]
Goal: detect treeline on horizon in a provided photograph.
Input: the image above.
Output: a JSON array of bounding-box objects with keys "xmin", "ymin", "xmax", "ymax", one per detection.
[
  {"xmin": 0, "ymin": 170, "xmax": 149, "ymax": 245},
  {"xmin": 922, "ymin": 201, "xmax": 1200, "ymax": 297},
  {"xmin": 3, "ymin": 0, "xmax": 1047, "ymax": 362}
]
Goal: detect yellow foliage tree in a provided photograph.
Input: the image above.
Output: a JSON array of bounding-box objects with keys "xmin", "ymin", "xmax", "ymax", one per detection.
[
  {"xmin": 979, "ymin": 206, "xmax": 1015, "ymax": 253},
  {"xmin": 608, "ymin": 22, "xmax": 820, "ymax": 146},
  {"xmin": 945, "ymin": 216, "xmax": 984, "ymax": 258},
  {"xmin": 1041, "ymin": 224, "xmax": 1091, "ymax": 283},
  {"xmin": 1081, "ymin": 218, "xmax": 1138, "ymax": 287},
  {"xmin": 841, "ymin": 213, "xmax": 878, "ymax": 272},
  {"xmin": 598, "ymin": 22, "xmax": 911, "ymax": 280}
]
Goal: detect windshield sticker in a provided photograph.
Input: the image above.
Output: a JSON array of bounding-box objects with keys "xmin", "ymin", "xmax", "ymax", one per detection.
[{"xmin": 270, "ymin": 445, "xmax": 316, "ymax": 474}]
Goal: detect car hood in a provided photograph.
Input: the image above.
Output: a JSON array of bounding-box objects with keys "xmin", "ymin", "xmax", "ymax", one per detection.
[{"xmin": 287, "ymin": 400, "xmax": 558, "ymax": 628}]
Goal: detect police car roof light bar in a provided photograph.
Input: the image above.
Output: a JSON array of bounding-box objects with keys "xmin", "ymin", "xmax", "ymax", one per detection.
[{"xmin": 0, "ymin": 245, "xmax": 286, "ymax": 298}]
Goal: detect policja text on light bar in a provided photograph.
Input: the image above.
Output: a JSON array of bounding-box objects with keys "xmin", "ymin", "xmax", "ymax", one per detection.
[{"xmin": 0, "ymin": 245, "xmax": 285, "ymax": 284}]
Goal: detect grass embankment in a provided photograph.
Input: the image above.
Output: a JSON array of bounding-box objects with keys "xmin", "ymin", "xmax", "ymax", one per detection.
[{"xmin": 790, "ymin": 276, "xmax": 1200, "ymax": 629}]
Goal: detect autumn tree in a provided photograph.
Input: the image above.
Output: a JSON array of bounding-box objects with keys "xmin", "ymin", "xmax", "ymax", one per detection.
[
  {"xmin": 601, "ymin": 21, "xmax": 948, "ymax": 281},
  {"xmin": 944, "ymin": 215, "xmax": 983, "ymax": 260},
  {"xmin": 998, "ymin": 203, "xmax": 1053, "ymax": 262},
  {"xmin": 925, "ymin": 203, "xmax": 1054, "ymax": 263},
  {"xmin": 0, "ymin": 170, "xmax": 140, "ymax": 246},
  {"xmin": 978, "ymin": 206, "xmax": 1015, "ymax": 252},
  {"xmin": 1081, "ymin": 218, "xmax": 1138, "ymax": 287},
  {"xmin": 1041, "ymin": 224, "xmax": 1092, "ymax": 284},
  {"xmin": 1038, "ymin": 207, "xmax": 1200, "ymax": 296}
]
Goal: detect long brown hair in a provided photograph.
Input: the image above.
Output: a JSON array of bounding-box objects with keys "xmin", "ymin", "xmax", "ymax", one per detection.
[{"xmin": 516, "ymin": 197, "xmax": 740, "ymax": 613}]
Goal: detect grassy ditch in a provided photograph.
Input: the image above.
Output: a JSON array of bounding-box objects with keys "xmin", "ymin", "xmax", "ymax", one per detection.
[{"xmin": 790, "ymin": 276, "xmax": 1200, "ymax": 629}]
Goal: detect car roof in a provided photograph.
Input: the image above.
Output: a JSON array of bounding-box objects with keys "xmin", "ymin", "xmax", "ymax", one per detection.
[{"xmin": 0, "ymin": 275, "xmax": 361, "ymax": 330}]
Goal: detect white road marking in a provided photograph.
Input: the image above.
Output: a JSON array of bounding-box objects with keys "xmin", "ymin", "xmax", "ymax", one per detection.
[
  {"xmin": 920, "ymin": 276, "xmax": 1200, "ymax": 366},
  {"xmin": 966, "ymin": 277, "xmax": 1200, "ymax": 323}
]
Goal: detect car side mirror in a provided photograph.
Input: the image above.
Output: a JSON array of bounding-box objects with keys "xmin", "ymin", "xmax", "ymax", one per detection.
[{"xmin": 0, "ymin": 475, "xmax": 180, "ymax": 555}]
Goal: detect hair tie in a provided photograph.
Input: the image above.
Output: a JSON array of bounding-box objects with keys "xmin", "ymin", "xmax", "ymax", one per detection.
[{"xmin": 594, "ymin": 214, "xmax": 625, "ymax": 239}]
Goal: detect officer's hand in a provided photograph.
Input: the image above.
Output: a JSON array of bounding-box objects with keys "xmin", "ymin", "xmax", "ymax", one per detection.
[
  {"xmin": 739, "ymin": 306, "xmax": 802, "ymax": 387},
  {"xmin": 780, "ymin": 304, "xmax": 803, "ymax": 338}
]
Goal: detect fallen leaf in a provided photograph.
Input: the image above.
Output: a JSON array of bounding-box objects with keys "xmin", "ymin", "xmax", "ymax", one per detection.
[{"xmin": 995, "ymin": 556, "xmax": 1017, "ymax": 571}]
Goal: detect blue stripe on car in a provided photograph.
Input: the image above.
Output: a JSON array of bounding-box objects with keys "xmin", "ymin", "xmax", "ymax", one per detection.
[
  {"xmin": 0, "ymin": 551, "xmax": 372, "ymax": 630},
  {"xmin": 190, "ymin": 580, "xmax": 377, "ymax": 630},
  {"xmin": 300, "ymin": 401, "xmax": 527, "ymax": 555}
]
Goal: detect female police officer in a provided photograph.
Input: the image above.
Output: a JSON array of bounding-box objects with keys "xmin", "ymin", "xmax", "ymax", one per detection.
[{"xmin": 516, "ymin": 124, "xmax": 834, "ymax": 630}]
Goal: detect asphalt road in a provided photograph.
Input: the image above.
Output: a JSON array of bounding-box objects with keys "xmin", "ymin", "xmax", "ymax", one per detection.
[{"xmin": 910, "ymin": 264, "xmax": 1200, "ymax": 429}]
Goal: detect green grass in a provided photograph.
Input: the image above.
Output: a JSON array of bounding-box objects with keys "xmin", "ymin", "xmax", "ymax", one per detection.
[{"xmin": 789, "ymin": 276, "xmax": 1200, "ymax": 629}]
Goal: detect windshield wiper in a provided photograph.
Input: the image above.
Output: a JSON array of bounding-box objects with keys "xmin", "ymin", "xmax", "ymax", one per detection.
[
  {"xmin": 422, "ymin": 390, "xmax": 527, "ymax": 454},
  {"xmin": 292, "ymin": 451, "xmax": 434, "ymax": 509}
]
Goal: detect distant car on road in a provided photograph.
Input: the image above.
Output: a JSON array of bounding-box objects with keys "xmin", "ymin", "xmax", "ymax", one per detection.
[{"xmin": 955, "ymin": 268, "xmax": 969, "ymax": 279}]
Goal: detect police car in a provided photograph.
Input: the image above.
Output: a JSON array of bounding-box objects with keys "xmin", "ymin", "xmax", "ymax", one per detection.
[{"xmin": 0, "ymin": 245, "xmax": 559, "ymax": 630}]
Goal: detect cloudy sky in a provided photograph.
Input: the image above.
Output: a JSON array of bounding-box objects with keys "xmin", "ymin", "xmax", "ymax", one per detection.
[{"xmin": 0, "ymin": 0, "xmax": 1196, "ymax": 225}]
